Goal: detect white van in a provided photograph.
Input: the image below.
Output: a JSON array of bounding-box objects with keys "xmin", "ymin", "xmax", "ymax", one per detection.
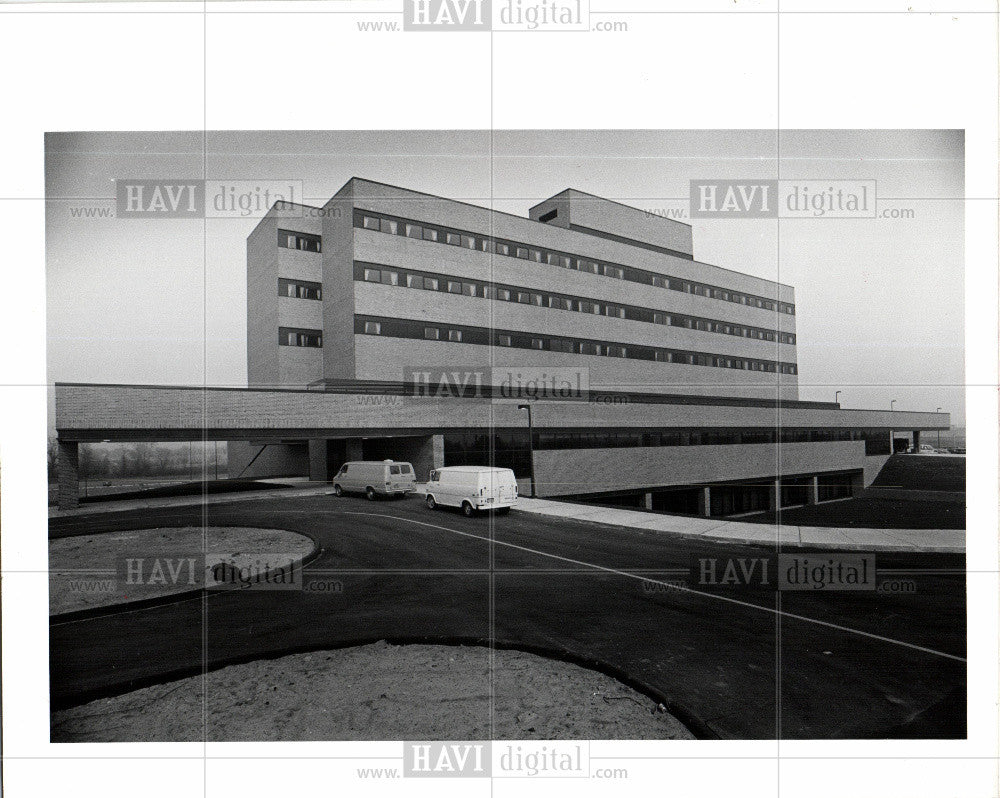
[
  {"xmin": 332, "ymin": 460, "xmax": 416, "ymax": 500},
  {"xmin": 424, "ymin": 466, "xmax": 518, "ymax": 517}
]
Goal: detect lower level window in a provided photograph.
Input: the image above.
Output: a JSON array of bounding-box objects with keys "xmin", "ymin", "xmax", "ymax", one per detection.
[{"xmin": 279, "ymin": 327, "xmax": 322, "ymax": 347}]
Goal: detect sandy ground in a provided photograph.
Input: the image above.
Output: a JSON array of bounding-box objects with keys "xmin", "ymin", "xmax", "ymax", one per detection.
[
  {"xmin": 51, "ymin": 641, "xmax": 695, "ymax": 741},
  {"xmin": 49, "ymin": 527, "xmax": 314, "ymax": 614}
]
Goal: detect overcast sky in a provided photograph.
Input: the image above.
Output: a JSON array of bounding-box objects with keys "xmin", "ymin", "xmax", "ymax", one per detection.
[{"xmin": 45, "ymin": 130, "xmax": 965, "ymax": 423}]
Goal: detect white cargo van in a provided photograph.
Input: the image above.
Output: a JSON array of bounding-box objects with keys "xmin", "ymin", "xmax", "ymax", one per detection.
[
  {"xmin": 332, "ymin": 460, "xmax": 416, "ymax": 500},
  {"xmin": 424, "ymin": 466, "xmax": 518, "ymax": 517}
]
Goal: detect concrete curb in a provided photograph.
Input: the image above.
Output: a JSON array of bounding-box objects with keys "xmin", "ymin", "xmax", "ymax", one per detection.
[
  {"xmin": 514, "ymin": 498, "xmax": 965, "ymax": 554},
  {"xmin": 49, "ymin": 529, "xmax": 325, "ymax": 624}
]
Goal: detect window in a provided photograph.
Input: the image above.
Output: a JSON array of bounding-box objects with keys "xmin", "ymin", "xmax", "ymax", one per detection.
[
  {"xmin": 390, "ymin": 465, "xmax": 401, "ymax": 475},
  {"xmin": 495, "ymin": 242, "xmax": 510, "ymax": 256},
  {"xmin": 363, "ymin": 268, "xmax": 381, "ymax": 282},
  {"xmin": 379, "ymin": 218, "xmax": 398, "ymax": 235},
  {"xmin": 516, "ymin": 246, "xmax": 530, "ymax": 259},
  {"xmin": 446, "ymin": 232, "xmax": 462, "ymax": 246},
  {"xmin": 362, "ymin": 216, "xmax": 379, "ymax": 230},
  {"xmin": 651, "ymin": 275, "xmax": 667, "ymax": 288},
  {"xmin": 461, "ymin": 235, "xmax": 477, "ymax": 249},
  {"xmin": 405, "ymin": 223, "xmax": 423, "ymax": 239},
  {"xmin": 580, "ymin": 260, "xmax": 599, "ymax": 274},
  {"xmin": 463, "ymin": 283, "xmax": 478, "ymax": 297},
  {"xmin": 423, "ymin": 227, "xmax": 439, "ymax": 242},
  {"xmin": 448, "ymin": 330, "xmax": 463, "ymax": 342},
  {"xmin": 423, "ymin": 277, "xmax": 439, "ymax": 291},
  {"xmin": 279, "ymin": 327, "xmax": 322, "ymax": 348},
  {"xmin": 406, "ymin": 274, "xmax": 420, "ymax": 288},
  {"xmin": 653, "ymin": 313, "xmax": 667, "ymax": 325},
  {"xmin": 277, "ymin": 229, "xmax": 321, "ymax": 253},
  {"xmin": 603, "ymin": 265, "xmax": 624, "ymax": 280},
  {"xmin": 380, "ymin": 271, "xmax": 399, "ymax": 286},
  {"xmin": 400, "ymin": 464, "xmax": 412, "ymax": 474},
  {"xmin": 424, "ymin": 327, "xmax": 440, "ymax": 340},
  {"xmin": 655, "ymin": 351, "xmax": 671, "ymax": 362},
  {"xmin": 551, "ymin": 339, "xmax": 574, "ymax": 353},
  {"xmin": 278, "ymin": 279, "xmax": 322, "ymax": 300},
  {"xmin": 605, "ymin": 305, "xmax": 625, "ymax": 319},
  {"xmin": 364, "ymin": 321, "xmax": 381, "ymax": 335},
  {"xmin": 497, "ymin": 334, "xmax": 513, "ymax": 346},
  {"xmin": 496, "ymin": 288, "xmax": 512, "ymax": 301},
  {"xmin": 530, "ymin": 338, "xmax": 544, "ymax": 350},
  {"xmin": 447, "ymin": 281, "xmax": 463, "ymax": 294}
]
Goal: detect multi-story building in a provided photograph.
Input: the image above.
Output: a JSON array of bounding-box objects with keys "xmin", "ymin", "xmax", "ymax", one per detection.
[
  {"xmin": 53, "ymin": 178, "xmax": 949, "ymax": 513},
  {"xmin": 247, "ymin": 178, "xmax": 798, "ymax": 398}
]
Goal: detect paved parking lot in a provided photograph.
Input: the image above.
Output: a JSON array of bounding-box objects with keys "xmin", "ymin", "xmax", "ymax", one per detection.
[{"xmin": 50, "ymin": 493, "xmax": 967, "ymax": 740}]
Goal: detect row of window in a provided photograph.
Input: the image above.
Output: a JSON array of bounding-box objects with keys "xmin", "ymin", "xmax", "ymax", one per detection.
[
  {"xmin": 279, "ymin": 278, "xmax": 323, "ymax": 300},
  {"xmin": 535, "ymin": 427, "xmax": 866, "ymax": 450},
  {"xmin": 443, "ymin": 427, "xmax": 888, "ymax": 456},
  {"xmin": 353, "ymin": 209, "xmax": 795, "ymax": 315},
  {"xmin": 355, "ymin": 262, "xmax": 796, "ymax": 345},
  {"xmin": 279, "ymin": 327, "xmax": 322, "ymax": 348},
  {"xmin": 356, "ymin": 315, "xmax": 799, "ymax": 374},
  {"xmin": 278, "ymin": 229, "xmax": 322, "ymax": 253}
]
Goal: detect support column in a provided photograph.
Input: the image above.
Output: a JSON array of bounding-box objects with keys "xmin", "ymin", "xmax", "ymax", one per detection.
[
  {"xmin": 697, "ymin": 486, "xmax": 711, "ymax": 517},
  {"xmin": 644, "ymin": 492, "xmax": 653, "ymax": 510},
  {"xmin": 57, "ymin": 440, "xmax": 80, "ymax": 511},
  {"xmin": 412, "ymin": 434, "xmax": 445, "ymax": 482},
  {"xmin": 308, "ymin": 439, "xmax": 329, "ymax": 484},
  {"xmin": 912, "ymin": 431, "xmax": 921, "ymax": 452},
  {"xmin": 806, "ymin": 475, "xmax": 819, "ymax": 505},
  {"xmin": 768, "ymin": 479, "xmax": 780, "ymax": 512}
]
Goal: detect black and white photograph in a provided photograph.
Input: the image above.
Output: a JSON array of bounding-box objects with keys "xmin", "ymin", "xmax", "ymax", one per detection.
[
  {"xmin": 2, "ymin": 4, "xmax": 998, "ymax": 798},
  {"xmin": 44, "ymin": 128, "xmax": 965, "ymax": 742}
]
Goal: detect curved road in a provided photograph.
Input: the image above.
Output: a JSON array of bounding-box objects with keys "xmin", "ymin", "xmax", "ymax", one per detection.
[{"xmin": 49, "ymin": 494, "xmax": 966, "ymax": 740}]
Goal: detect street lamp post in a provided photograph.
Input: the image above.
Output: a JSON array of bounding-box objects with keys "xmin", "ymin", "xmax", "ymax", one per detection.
[
  {"xmin": 889, "ymin": 399, "xmax": 897, "ymax": 453},
  {"xmin": 936, "ymin": 408, "xmax": 942, "ymax": 449},
  {"xmin": 517, "ymin": 403, "xmax": 536, "ymax": 498}
]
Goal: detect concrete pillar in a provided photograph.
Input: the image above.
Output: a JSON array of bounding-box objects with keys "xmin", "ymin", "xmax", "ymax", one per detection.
[
  {"xmin": 345, "ymin": 438, "xmax": 364, "ymax": 461},
  {"xmin": 697, "ymin": 486, "xmax": 711, "ymax": 517},
  {"xmin": 57, "ymin": 440, "xmax": 80, "ymax": 511},
  {"xmin": 912, "ymin": 431, "xmax": 921, "ymax": 452},
  {"xmin": 644, "ymin": 492, "xmax": 653, "ymax": 510},
  {"xmin": 806, "ymin": 475, "xmax": 819, "ymax": 505},
  {"xmin": 768, "ymin": 479, "xmax": 780, "ymax": 512},
  {"xmin": 411, "ymin": 434, "xmax": 445, "ymax": 482},
  {"xmin": 308, "ymin": 439, "xmax": 329, "ymax": 484}
]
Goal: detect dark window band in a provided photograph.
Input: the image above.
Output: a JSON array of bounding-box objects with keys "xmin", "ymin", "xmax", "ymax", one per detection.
[
  {"xmin": 353, "ymin": 208, "xmax": 794, "ymax": 315},
  {"xmin": 355, "ymin": 314, "xmax": 798, "ymax": 375},
  {"xmin": 354, "ymin": 261, "xmax": 796, "ymax": 345},
  {"xmin": 279, "ymin": 326, "xmax": 322, "ymax": 348},
  {"xmin": 279, "ymin": 278, "xmax": 322, "ymax": 300}
]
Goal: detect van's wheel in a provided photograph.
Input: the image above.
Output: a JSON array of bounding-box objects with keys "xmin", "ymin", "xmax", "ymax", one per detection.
[
  {"xmin": 333, "ymin": 484, "xmax": 343, "ymax": 497},
  {"xmin": 462, "ymin": 501, "xmax": 475, "ymax": 517},
  {"xmin": 426, "ymin": 495, "xmax": 436, "ymax": 510},
  {"xmin": 365, "ymin": 486, "xmax": 376, "ymax": 501}
]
